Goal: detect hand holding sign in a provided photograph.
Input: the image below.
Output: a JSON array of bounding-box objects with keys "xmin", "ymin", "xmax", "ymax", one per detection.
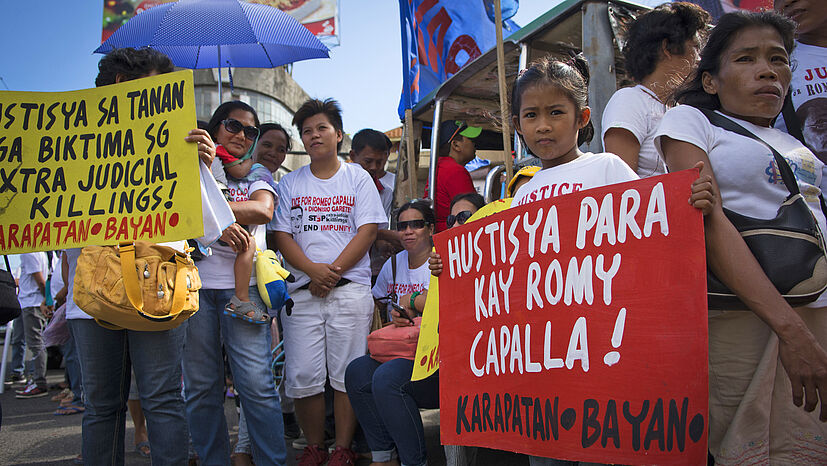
[
  {"xmin": 688, "ymin": 161, "xmax": 714, "ymax": 215},
  {"xmin": 185, "ymin": 128, "xmax": 216, "ymax": 167}
]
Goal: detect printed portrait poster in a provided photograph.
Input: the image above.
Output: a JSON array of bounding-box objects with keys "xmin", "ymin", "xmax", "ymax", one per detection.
[
  {"xmin": 0, "ymin": 70, "xmax": 203, "ymax": 254},
  {"xmin": 783, "ymin": 46, "xmax": 827, "ymax": 164},
  {"xmin": 436, "ymin": 170, "xmax": 709, "ymax": 465}
]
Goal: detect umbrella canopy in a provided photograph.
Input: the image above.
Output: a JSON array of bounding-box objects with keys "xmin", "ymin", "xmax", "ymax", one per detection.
[{"xmin": 95, "ymin": 0, "xmax": 329, "ymax": 70}]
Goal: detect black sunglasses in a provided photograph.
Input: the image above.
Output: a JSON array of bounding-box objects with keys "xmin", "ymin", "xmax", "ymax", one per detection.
[
  {"xmin": 395, "ymin": 219, "xmax": 428, "ymax": 231},
  {"xmin": 222, "ymin": 119, "xmax": 259, "ymax": 140},
  {"xmin": 447, "ymin": 210, "xmax": 473, "ymax": 228}
]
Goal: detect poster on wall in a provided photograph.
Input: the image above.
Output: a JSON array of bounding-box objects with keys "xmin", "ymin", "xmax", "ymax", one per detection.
[
  {"xmin": 435, "ymin": 170, "xmax": 709, "ymax": 464},
  {"xmin": 102, "ymin": 0, "xmax": 340, "ymax": 47},
  {"xmin": 684, "ymin": 0, "xmax": 772, "ymax": 19},
  {"xmin": 0, "ymin": 71, "xmax": 203, "ymax": 254}
]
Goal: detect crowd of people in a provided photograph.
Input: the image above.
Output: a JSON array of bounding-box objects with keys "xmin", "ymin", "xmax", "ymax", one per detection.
[{"xmin": 2, "ymin": 1, "xmax": 827, "ymax": 465}]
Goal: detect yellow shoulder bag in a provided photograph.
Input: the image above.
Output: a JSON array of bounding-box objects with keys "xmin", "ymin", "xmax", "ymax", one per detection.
[{"xmin": 73, "ymin": 241, "xmax": 201, "ymax": 331}]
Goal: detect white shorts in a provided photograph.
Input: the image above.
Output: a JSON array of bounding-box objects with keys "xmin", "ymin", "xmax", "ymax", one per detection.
[{"xmin": 281, "ymin": 282, "xmax": 374, "ymax": 398}]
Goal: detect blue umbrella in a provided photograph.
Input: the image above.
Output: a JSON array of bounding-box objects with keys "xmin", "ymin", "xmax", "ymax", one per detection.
[{"xmin": 95, "ymin": 0, "xmax": 329, "ymax": 101}]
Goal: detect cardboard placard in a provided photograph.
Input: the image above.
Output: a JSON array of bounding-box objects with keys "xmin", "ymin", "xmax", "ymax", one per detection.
[
  {"xmin": 437, "ymin": 171, "xmax": 708, "ymax": 465},
  {"xmin": 0, "ymin": 70, "xmax": 203, "ymax": 253},
  {"xmin": 413, "ymin": 198, "xmax": 513, "ymax": 381}
]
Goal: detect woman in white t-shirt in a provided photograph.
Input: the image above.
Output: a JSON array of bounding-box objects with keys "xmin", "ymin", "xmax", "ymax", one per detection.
[
  {"xmin": 272, "ymin": 98, "xmax": 388, "ymax": 464},
  {"xmin": 656, "ymin": 12, "xmax": 827, "ymax": 464},
  {"xmin": 345, "ymin": 200, "xmax": 436, "ymax": 466},
  {"xmin": 370, "ymin": 200, "xmax": 433, "ymax": 321},
  {"xmin": 182, "ymin": 102, "xmax": 287, "ymax": 465},
  {"xmin": 602, "ymin": 2, "xmax": 710, "ymax": 177}
]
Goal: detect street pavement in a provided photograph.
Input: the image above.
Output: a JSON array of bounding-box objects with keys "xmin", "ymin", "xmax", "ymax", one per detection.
[
  {"xmin": 0, "ymin": 369, "xmax": 527, "ymax": 465},
  {"xmin": 1, "ymin": 369, "xmax": 152, "ymax": 465}
]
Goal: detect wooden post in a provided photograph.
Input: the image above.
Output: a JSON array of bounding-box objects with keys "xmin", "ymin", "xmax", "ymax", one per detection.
[
  {"xmin": 404, "ymin": 108, "xmax": 418, "ymax": 200},
  {"xmin": 494, "ymin": 0, "xmax": 513, "ymax": 182}
]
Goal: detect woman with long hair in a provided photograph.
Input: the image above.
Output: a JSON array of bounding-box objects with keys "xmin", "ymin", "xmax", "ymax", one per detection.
[
  {"xmin": 602, "ymin": 2, "xmax": 710, "ymax": 176},
  {"xmin": 656, "ymin": 11, "xmax": 827, "ymax": 464}
]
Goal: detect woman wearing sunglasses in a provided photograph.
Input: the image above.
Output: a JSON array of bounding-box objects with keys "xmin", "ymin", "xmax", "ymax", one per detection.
[
  {"xmin": 210, "ymin": 102, "xmax": 261, "ymax": 184},
  {"xmin": 429, "ymin": 192, "xmax": 485, "ymax": 466},
  {"xmin": 446, "ymin": 192, "xmax": 486, "ymax": 229},
  {"xmin": 203, "ymin": 101, "xmax": 273, "ymax": 323},
  {"xmin": 428, "ymin": 192, "xmax": 487, "ymax": 279},
  {"xmin": 184, "ymin": 101, "xmax": 286, "ymax": 464},
  {"xmin": 344, "ymin": 200, "xmax": 438, "ymax": 466},
  {"xmin": 373, "ymin": 200, "xmax": 435, "ymax": 322}
]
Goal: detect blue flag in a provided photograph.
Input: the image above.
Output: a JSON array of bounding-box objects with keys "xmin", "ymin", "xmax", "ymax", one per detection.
[
  {"xmin": 398, "ymin": 0, "xmax": 519, "ymax": 119},
  {"xmin": 483, "ymin": 0, "xmax": 519, "ymax": 23}
]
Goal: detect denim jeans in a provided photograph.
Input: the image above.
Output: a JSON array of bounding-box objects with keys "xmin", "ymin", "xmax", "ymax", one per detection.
[
  {"xmin": 183, "ymin": 287, "xmax": 286, "ymax": 466},
  {"xmin": 21, "ymin": 306, "xmax": 47, "ymax": 387},
  {"xmin": 69, "ymin": 318, "xmax": 188, "ymax": 466},
  {"xmin": 345, "ymin": 356, "xmax": 439, "ymax": 466},
  {"xmin": 5, "ymin": 315, "xmax": 25, "ymax": 378},
  {"xmin": 63, "ymin": 323, "xmax": 83, "ymax": 402},
  {"xmin": 234, "ymin": 404, "xmax": 251, "ymax": 455}
]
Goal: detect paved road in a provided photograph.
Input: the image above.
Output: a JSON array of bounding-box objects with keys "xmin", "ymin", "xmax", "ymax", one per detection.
[
  {"xmin": 0, "ymin": 369, "xmax": 527, "ymax": 465},
  {"xmin": 1, "ymin": 369, "xmax": 156, "ymax": 465}
]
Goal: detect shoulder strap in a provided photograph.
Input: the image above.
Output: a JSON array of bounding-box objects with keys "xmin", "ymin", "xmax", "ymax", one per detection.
[
  {"xmin": 699, "ymin": 108, "xmax": 800, "ymax": 196},
  {"xmin": 782, "ymin": 92, "xmax": 808, "ymax": 147},
  {"xmin": 391, "ymin": 253, "xmax": 397, "ymax": 290},
  {"xmin": 45, "ymin": 250, "xmax": 53, "ymax": 280},
  {"xmin": 699, "ymin": 108, "xmax": 827, "ymax": 221},
  {"xmin": 3, "ymin": 255, "xmax": 10, "ymax": 272},
  {"xmin": 119, "ymin": 242, "xmax": 189, "ymax": 321}
]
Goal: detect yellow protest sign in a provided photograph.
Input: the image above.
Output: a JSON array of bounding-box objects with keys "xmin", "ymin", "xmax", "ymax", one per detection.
[
  {"xmin": 0, "ymin": 70, "xmax": 202, "ymax": 253},
  {"xmin": 412, "ymin": 272, "xmax": 440, "ymax": 381},
  {"xmin": 411, "ymin": 198, "xmax": 513, "ymax": 381}
]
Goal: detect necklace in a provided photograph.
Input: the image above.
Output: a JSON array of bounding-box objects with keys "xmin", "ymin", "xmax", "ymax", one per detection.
[{"xmin": 640, "ymin": 85, "xmax": 665, "ymax": 106}]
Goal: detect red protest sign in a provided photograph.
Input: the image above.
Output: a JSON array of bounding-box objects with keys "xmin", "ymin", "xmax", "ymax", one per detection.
[{"xmin": 436, "ymin": 170, "xmax": 708, "ymax": 465}]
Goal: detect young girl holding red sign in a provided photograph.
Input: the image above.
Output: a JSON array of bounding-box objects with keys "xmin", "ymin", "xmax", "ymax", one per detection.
[
  {"xmin": 426, "ymin": 54, "xmax": 715, "ymax": 466},
  {"xmin": 514, "ymin": 54, "xmax": 714, "ymax": 466}
]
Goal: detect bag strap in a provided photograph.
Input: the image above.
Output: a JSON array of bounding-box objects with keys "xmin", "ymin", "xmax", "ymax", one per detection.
[
  {"xmin": 390, "ymin": 253, "xmax": 398, "ymax": 307},
  {"xmin": 782, "ymin": 92, "xmax": 808, "ymax": 147},
  {"xmin": 391, "ymin": 253, "xmax": 397, "ymax": 289},
  {"xmin": 119, "ymin": 242, "xmax": 189, "ymax": 321},
  {"xmin": 699, "ymin": 108, "xmax": 827, "ymax": 221},
  {"xmin": 3, "ymin": 255, "xmax": 11, "ymax": 272},
  {"xmin": 699, "ymin": 108, "xmax": 800, "ymax": 195}
]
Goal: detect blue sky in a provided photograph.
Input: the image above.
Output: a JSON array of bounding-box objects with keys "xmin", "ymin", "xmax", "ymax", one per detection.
[
  {"xmin": 0, "ymin": 1, "xmax": 576, "ymax": 135},
  {"xmin": 0, "ymin": 1, "xmax": 666, "ymax": 134}
]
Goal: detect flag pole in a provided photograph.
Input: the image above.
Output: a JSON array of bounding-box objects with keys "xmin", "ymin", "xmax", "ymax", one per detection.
[
  {"xmin": 404, "ymin": 108, "xmax": 418, "ymax": 200},
  {"xmin": 217, "ymin": 46, "xmax": 223, "ymax": 105},
  {"xmin": 494, "ymin": 0, "xmax": 513, "ymax": 183}
]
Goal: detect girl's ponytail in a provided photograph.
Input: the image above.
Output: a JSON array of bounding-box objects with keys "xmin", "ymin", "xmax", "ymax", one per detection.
[
  {"xmin": 565, "ymin": 52, "xmax": 594, "ymax": 146},
  {"xmin": 566, "ymin": 52, "xmax": 590, "ymax": 88}
]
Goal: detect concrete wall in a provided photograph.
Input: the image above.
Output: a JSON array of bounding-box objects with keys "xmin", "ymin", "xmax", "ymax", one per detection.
[
  {"xmin": 192, "ymin": 67, "xmax": 310, "ymax": 113},
  {"xmin": 192, "ymin": 67, "xmax": 351, "ymax": 174}
]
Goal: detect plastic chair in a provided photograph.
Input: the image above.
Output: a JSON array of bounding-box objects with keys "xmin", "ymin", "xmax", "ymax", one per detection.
[{"xmin": 271, "ymin": 339, "xmax": 285, "ymax": 390}]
